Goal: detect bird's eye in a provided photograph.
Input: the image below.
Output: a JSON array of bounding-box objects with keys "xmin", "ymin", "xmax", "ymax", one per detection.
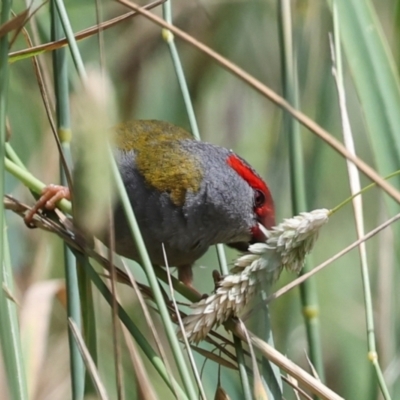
[{"xmin": 254, "ymin": 189, "xmax": 265, "ymax": 208}]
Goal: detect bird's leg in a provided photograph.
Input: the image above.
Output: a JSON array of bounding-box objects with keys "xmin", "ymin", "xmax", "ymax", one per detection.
[
  {"xmin": 178, "ymin": 264, "xmax": 194, "ymax": 288},
  {"xmin": 177, "ymin": 264, "xmax": 208, "ymax": 299},
  {"xmin": 24, "ymin": 184, "xmax": 70, "ymax": 227}
]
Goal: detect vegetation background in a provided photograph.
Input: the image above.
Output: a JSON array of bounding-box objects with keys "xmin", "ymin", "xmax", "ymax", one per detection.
[{"xmin": 1, "ymin": 0, "xmax": 400, "ymax": 399}]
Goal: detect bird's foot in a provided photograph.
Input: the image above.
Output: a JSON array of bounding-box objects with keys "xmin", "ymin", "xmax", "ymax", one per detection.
[
  {"xmin": 212, "ymin": 270, "xmax": 222, "ymax": 291},
  {"xmin": 24, "ymin": 184, "xmax": 70, "ymax": 227}
]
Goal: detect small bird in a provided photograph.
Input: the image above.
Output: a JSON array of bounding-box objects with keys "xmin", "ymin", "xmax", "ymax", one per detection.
[{"xmin": 26, "ymin": 120, "xmax": 275, "ymax": 288}]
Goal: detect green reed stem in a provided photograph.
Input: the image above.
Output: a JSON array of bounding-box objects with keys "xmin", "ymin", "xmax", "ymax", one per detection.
[
  {"xmin": 53, "ymin": 0, "xmax": 87, "ymax": 80},
  {"xmin": 0, "ymin": 0, "xmax": 11, "ymax": 279},
  {"xmin": 0, "ymin": 1, "xmax": 28, "ymax": 398},
  {"xmin": 5, "ymin": 143, "xmax": 25, "ymax": 169},
  {"xmin": 233, "ymin": 334, "xmax": 253, "ymax": 400},
  {"xmin": 51, "ymin": 2, "xmax": 85, "ymax": 398},
  {"xmin": 0, "ymin": 227, "xmax": 28, "ymax": 400},
  {"xmin": 277, "ymin": 0, "xmax": 325, "ymax": 381}
]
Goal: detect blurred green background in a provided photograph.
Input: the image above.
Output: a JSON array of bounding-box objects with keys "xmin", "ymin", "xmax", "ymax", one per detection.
[{"xmin": 2, "ymin": 0, "xmax": 400, "ymax": 399}]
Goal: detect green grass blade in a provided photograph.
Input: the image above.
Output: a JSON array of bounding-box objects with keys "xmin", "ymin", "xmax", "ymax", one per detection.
[
  {"xmin": 0, "ymin": 226, "xmax": 28, "ymax": 400},
  {"xmin": 51, "ymin": 2, "xmax": 85, "ymax": 398}
]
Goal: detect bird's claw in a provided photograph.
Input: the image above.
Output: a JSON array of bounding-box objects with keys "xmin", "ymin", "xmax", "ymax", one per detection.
[{"xmin": 24, "ymin": 184, "xmax": 70, "ymax": 228}]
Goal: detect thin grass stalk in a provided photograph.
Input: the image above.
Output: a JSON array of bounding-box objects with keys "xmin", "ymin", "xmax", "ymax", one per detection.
[
  {"xmin": 161, "ymin": 1, "xmax": 230, "ymax": 277},
  {"xmin": 233, "ymin": 335, "xmax": 253, "ymax": 400},
  {"xmin": 259, "ymin": 293, "xmax": 283, "ymax": 398},
  {"xmin": 5, "ymin": 143, "xmax": 25, "ymax": 169},
  {"xmin": 107, "ymin": 221, "xmax": 125, "ymax": 400},
  {"xmin": 53, "ymin": 0, "xmax": 87, "ymax": 80},
  {"xmin": 277, "ymin": 0, "xmax": 325, "ymax": 380},
  {"xmin": 331, "ymin": 6, "xmax": 391, "ymax": 399},
  {"xmin": 215, "ymin": 245, "xmax": 229, "ymax": 276},
  {"xmin": 73, "ymin": 251, "xmax": 189, "ymax": 400},
  {"xmin": 0, "ymin": 0, "xmax": 11, "ymax": 275},
  {"xmin": 161, "ymin": 1, "xmax": 199, "ymax": 140},
  {"xmin": 164, "ymin": 257, "xmax": 207, "ymax": 400},
  {"xmin": 24, "ymin": 0, "xmax": 55, "ymax": 113},
  {"xmin": 109, "ymin": 153, "xmax": 198, "ymax": 399},
  {"xmin": 77, "ymin": 262, "xmax": 99, "ymax": 394},
  {"xmin": 0, "ymin": 225, "xmax": 28, "ymax": 400},
  {"xmin": 119, "ymin": 323, "xmax": 159, "ymax": 400},
  {"xmin": 68, "ymin": 319, "xmax": 110, "ymax": 400},
  {"xmin": 240, "ymin": 321, "xmax": 269, "ymax": 400},
  {"xmin": 376, "ymin": 205, "xmax": 394, "ymax": 387},
  {"xmin": 50, "ymin": 3, "xmax": 86, "ymax": 399},
  {"xmin": 0, "ymin": 1, "xmax": 28, "ymax": 398},
  {"xmin": 120, "ymin": 260, "xmax": 177, "ymax": 398},
  {"xmin": 18, "ymin": 22, "xmax": 73, "ymax": 189}
]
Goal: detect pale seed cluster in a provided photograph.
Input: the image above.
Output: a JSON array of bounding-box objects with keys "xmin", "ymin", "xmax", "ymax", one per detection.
[{"xmin": 181, "ymin": 209, "xmax": 330, "ymax": 343}]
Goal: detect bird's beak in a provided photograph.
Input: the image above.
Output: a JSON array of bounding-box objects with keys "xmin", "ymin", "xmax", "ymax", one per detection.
[
  {"xmin": 227, "ymin": 241, "xmax": 251, "ymax": 252},
  {"xmin": 250, "ymin": 223, "xmax": 268, "ymax": 243},
  {"xmin": 227, "ymin": 221, "xmax": 269, "ymax": 253}
]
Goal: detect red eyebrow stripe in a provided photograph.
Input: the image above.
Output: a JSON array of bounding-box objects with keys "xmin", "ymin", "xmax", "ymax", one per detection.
[{"xmin": 227, "ymin": 154, "xmax": 268, "ymax": 193}]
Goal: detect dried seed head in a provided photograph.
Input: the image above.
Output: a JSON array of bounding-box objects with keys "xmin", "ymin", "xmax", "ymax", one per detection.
[
  {"xmin": 181, "ymin": 209, "xmax": 330, "ymax": 343},
  {"xmin": 265, "ymin": 208, "xmax": 330, "ymax": 273}
]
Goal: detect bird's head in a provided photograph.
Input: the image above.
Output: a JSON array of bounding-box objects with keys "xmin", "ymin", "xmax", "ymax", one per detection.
[{"xmin": 226, "ymin": 153, "xmax": 275, "ymax": 251}]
